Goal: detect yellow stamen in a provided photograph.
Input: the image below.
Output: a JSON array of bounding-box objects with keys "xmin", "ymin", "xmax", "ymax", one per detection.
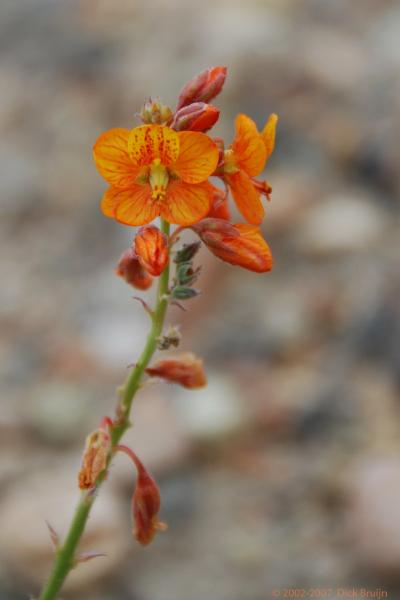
[
  {"xmin": 223, "ymin": 149, "xmax": 240, "ymax": 174},
  {"xmin": 149, "ymin": 158, "xmax": 169, "ymax": 201}
]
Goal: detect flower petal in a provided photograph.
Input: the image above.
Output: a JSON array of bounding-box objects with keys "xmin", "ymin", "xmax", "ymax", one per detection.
[
  {"xmin": 93, "ymin": 128, "xmax": 141, "ymax": 188},
  {"xmin": 232, "ymin": 114, "xmax": 266, "ymax": 177},
  {"xmin": 161, "ymin": 180, "xmax": 212, "ymax": 225},
  {"xmin": 101, "ymin": 186, "xmax": 121, "ymax": 218},
  {"xmin": 227, "ymin": 171, "xmax": 264, "ymax": 225},
  {"xmin": 173, "ymin": 131, "xmax": 219, "ymax": 183},
  {"xmin": 207, "ymin": 185, "xmax": 231, "ymax": 220},
  {"xmin": 128, "ymin": 125, "xmax": 179, "ymax": 166},
  {"xmin": 261, "ymin": 113, "xmax": 278, "ymax": 161},
  {"xmin": 102, "ymin": 185, "xmax": 159, "ymax": 226}
]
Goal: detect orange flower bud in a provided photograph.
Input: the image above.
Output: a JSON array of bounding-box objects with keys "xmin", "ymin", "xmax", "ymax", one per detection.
[
  {"xmin": 146, "ymin": 352, "xmax": 207, "ymax": 389},
  {"xmin": 134, "ymin": 226, "xmax": 169, "ymax": 277},
  {"xmin": 176, "ymin": 66, "xmax": 227, "ymax": 110},
  {"xmin": 116, "ymin": 445, "xmax": 167, "ymax": 546},
  {"xmin": 193, "ymin": 220, "xmax": 273, "ymax": 273},
  {"xmin": 115, "ymin": 248, "xmax": 153, "ymax": 290},
  {"xmin": 78, "ymin": 428, "xmax": 111, "ymax": 490},
  {"xmin": 207, "ymin": 187, "xmax": 231, "ymax": 221},
  {"xmin": 171, "ymin": 102, "xmax": 220, "ymax": 132}
]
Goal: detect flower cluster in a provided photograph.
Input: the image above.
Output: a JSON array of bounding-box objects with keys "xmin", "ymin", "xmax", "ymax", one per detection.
[
  {"xmin": 90, "ymin": 66, "xmax": 278, "ymax": 547},
  {"xmin": 94, "ymin": 65, "xmax": 277, "ymax": 275}
]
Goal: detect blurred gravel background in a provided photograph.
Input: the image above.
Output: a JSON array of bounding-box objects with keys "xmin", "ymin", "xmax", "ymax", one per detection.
[{"xmin": 1, "ymin": 0, "xmax": 400, "ymax": 599}]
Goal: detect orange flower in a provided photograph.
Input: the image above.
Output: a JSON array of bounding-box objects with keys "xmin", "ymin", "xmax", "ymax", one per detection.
[
  {"xmin": 193, "ymin": 219, "xmax": 273, "ymax": 273},
  {"xmin": 223, "ymin": 113, "xmax": 277, "ymax": 225},
  {"xmin": 94, "ymin": 125, "xmax": 219, "ymax": 226},
  {"xmin": 134, "ymin": 225, "xmax": 169, "ymax": 277},
  {"xmin": 146, "ymin": 352, "xmax": 207, "ymax": 389},
  {"xmin": 115, "ymin": 247, "xmax": 153, "ymax": 290}
]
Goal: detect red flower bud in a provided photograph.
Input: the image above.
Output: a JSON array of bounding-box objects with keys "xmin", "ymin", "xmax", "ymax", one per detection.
[
  {"xmin": 117, "ymin": 445, "xmax": 167, "ymax": 546},
  {"xmin": 176, "ymin": 66, "xmax": 227, "ymax": 110},
  {"xmin": 132, "ymin": 458, "xmax": 166, "ymax": 545},
  {"xmin": 78, "ymin": 427, "xmax": 111, "ymax": 490},
  {"xmin": 171, "ymin": 102, "xmax": 220, "ymax": 132},
  {"xmin": 146, "ymin": 352, "xmax": 207, "ymax": 389},
  {"xmin": 115, "ymin": 248, "xmax": 153, "ymax": 290},
  {"xmin": 134, "ymin": 225, "xmax": 169, "ymax": 277},
  {"xmin": 193, "ymin": 221, "xmax": 273, "ymax": 273}
]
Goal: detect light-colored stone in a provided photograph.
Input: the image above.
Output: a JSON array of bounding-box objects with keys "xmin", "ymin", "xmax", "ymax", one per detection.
[
  {"xmin": 111, "ymin": 389, "xmax": 191, "ymax": 483},
  {"xmin": 296, "ymin": 193, "xmax": 388, "ymax": 256},
  {"xmin": 348, "ymin": 457, "xmax": 400, "ymax": 574},
  {"xmin": 173, "ymin": 373, "xmax": 247, "ymax": 442}
]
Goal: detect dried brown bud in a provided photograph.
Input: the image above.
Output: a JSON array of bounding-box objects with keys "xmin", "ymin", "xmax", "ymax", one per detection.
[
  {"xmin": 116, "ymin": 445, "xmax": 167, "ymax": 546},
  {"xmin": 146, "ymin": 352, "xmax": 206, "ymax": 389},
  {"xmin": 78, "ymin": 429, "xmax": 111, "ymax": 490},
  {"xmin": 157, "ymin": 325, "xmax": 181, "ymax": 350},
  {"xmin": 140, "ymin": 98, "xmax": 173, "ymax": 125}
]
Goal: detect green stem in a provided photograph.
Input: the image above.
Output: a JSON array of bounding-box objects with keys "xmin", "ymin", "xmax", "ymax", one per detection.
[{"xmin": 38, "ymin": 220, "xmax": 171, "ymax": 600}]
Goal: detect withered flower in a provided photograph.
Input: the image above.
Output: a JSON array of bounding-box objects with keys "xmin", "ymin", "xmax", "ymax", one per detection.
[{"xmin": 146, "ymin": 352, "xmax": 206, "ymax": 389}]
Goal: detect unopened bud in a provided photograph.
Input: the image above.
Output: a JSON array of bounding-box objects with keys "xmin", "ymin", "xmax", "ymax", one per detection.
[
  {"xmin": 140, "ymin": 98, "xmax": 173, "ymax": 125},
  {"xmin": 116, "ymin": 248, "xmax": 153, "ymax": 290},
  {"xmin": 171, "ymin": 286, "xmax": 199, "ymax": 300},
  {"xmin": 176, "ymin": 262, "xmax": 201, "ymax": 286},
  {"xmin": 134, "ymin": 226, "xmax": 169, "ymax": 277},
  {"xmin": 177, "ymin": 66, "xmax": 227, "ymax": 110},
  {"xmin": 78, "ymin": 428, "xmax": 111, "ymax": 490},
  {"xmin": 174, "ymin": 242, "xmax": 201, "ymax": 264},
  {"xmin": 195, "ymin": 222, "xmax": 274, "ymax": 273},
  {"xmin": 171, "ymin": 102, "xmax": 220, "ymax": 132},
  {"xmin": 192, "ymin": 218, "xmax": 238, "ymax": 246},
  {"xmin": 146, "ymin": 352, "xmax": 207, "ymax": 389}
]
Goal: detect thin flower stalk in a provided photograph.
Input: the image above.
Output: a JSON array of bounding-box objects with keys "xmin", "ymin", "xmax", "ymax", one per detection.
[
  {"xmin": 37, "ymin": 66, "xmax": 278, "ymax": 600},
  {"xmin": 38, "ymin": 222, "xmax": 170, "ymax": 600}
]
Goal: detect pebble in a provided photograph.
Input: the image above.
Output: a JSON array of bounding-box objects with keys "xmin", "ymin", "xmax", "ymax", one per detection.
[
  {"xmin": 296, "ymin": 193, "xmax": 388, "ymax": 256},
  {"xmin": 348, "ymin": 457, "xmax": 400, "ymax": 575}
]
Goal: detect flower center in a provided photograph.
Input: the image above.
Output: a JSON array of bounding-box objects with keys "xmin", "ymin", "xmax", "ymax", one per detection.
[
  {"xmin": 223, "ymin": 149, "xmax": 240, "ymax": 174},
  {"xmin": 149, "ymin": 158, "xmax": 169, "ymax": 201}
]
